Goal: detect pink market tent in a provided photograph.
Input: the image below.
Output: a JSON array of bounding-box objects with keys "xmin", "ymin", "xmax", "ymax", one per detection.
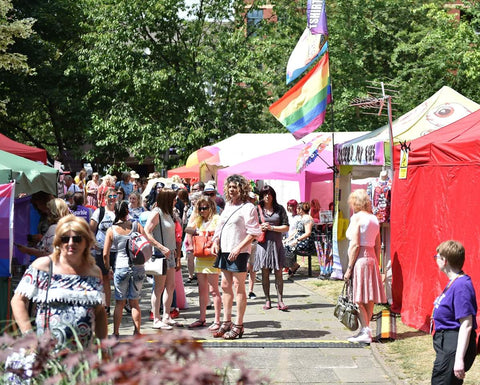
[
  {"xmin": 217, "ymin": 143, "xmax": 333, "ymax": 202},
  {"xmin": 0, "ymin": 133, "xmax": 47, "ymax": 164},
  {"xmin": 390, "ymin": 109, "xmax": 480, "ymax": 332},
  {"xmin": 217, "ymin": 132, "xmax": 367, "ymax": 203}
]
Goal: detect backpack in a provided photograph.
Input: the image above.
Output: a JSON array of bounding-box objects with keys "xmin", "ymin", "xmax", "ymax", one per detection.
[{"xmin": 126, "ymin": 222, "xmax": 152, "ymax": 265}]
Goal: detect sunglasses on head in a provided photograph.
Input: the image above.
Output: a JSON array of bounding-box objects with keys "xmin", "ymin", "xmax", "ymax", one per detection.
[
  {"xmin": 60, "ymin": 235, "xmax": 82, "ymax": 244},
  {"xmin": 198, "ymin": 206, "xmax": 209, "ymax": 211},
  {"xmin": 108, "ymin": 194, "xmax": 118, "ymax": 198}
]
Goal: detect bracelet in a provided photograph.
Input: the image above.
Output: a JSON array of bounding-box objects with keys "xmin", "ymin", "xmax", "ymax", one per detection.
[{"xmin": 22, "ymin": 329, "xmax": 34, "ymax": 336}]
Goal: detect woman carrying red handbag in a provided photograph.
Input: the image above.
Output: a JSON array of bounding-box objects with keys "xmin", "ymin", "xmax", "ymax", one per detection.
[
  {"xmin": 185, "ymin": 197, "xmax": 221, "ymax": 330},
  {"xmin": 253, "ymin": 185, "xmax": 290, "ymax": 311}
]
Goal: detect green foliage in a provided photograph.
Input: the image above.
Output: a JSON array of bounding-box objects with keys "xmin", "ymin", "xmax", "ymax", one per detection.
[
  {"xmin": 80, "ymin": 0, "xmax": 305, "ymax": 170},
  {"xmin": 1, "ymin": 0, "xmax": 480, "ymax": 170},
  {"xmin": 0, "ymin": 0, "xmax": 92, "ymax": 169},
  {"xmin": 0, "ymin": 0, "xmax": 34, "ymax": 114},
  {"xmin": 0, "ymin": 331, "xmax": 269, "ymax": 384}
]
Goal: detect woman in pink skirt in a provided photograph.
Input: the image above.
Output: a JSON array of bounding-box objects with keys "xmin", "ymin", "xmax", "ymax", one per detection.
[{"xmin": 343, "ymin": 189, "xmax": 386, "ymax": 344}]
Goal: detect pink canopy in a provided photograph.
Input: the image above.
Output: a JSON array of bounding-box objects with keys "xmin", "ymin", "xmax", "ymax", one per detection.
[{"xmin": 217, "ymin": 143, "xmax": 333, "ymax": 201}]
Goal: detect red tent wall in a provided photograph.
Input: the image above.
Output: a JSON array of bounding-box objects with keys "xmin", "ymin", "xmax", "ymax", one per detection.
[
  {"xmin": 391, "ymin": 110, "xmax": 480, "ymax": 332},
  {"xmin": 0, "ymin": 134, "xmax": 47, "ymax": 164}
]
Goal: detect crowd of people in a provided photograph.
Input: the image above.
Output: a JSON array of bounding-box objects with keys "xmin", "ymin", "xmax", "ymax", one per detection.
[
  {"xmin": 10, "ymin": 166, "xmax": 478, "ymax": 383},
  {"xmin": 14, "ymin": 169, "xmax": 332, "ymax": 343}
]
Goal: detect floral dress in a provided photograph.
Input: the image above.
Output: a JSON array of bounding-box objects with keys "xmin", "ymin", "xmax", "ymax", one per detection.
[{"xmin": 15, "ymin": 265, "xmax": 104, "ymax": 350}]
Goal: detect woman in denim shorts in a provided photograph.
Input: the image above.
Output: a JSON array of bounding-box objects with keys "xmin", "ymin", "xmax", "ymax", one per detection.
[{"xmin": 104, "ymin": 201, "xmax": 146, "ymax": 337}]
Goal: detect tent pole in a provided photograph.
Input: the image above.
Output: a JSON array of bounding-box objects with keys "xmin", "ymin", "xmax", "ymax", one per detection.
[{"xmin": 381, "ymin": 82, "xmax": 395, "ymax": 174}]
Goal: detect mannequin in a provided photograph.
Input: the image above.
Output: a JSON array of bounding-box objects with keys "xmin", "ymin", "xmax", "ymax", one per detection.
[{"xmin": 367, "ymin": 170, "xmax": 392, "ymax": 223}]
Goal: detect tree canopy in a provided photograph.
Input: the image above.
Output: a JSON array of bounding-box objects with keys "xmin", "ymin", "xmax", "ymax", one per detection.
[{"xmin": 0, "ymin": 0, "xmax": 479, "ymax": 172}]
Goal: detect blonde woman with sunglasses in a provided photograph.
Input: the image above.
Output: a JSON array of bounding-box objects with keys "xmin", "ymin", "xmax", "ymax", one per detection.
[
  {"xmin": 185, "ymin": 197, "xmax": 221, "ymax": 330},
  {"xmin": 11, "ymin": 215, "xmax": 107, "ymax": 349}
]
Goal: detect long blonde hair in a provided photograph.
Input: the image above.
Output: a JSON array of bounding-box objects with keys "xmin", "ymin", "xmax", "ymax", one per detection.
[{"xmin": 51, "ymin": 214, "xmax": 95, "ymax": 265}]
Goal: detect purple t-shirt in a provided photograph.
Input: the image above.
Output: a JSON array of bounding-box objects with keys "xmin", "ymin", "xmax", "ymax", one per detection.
[{"xmin": 433, "ymin": 275, "xmax": 477, "ymax": 331}]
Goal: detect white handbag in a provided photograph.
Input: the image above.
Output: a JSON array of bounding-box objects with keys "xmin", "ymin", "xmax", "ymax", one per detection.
[
  {"xmin": 144, "ymin": 253, "xmax": 167, "ymax": 276},
  {"xmin": 144, "ymin": 211, "xmax": 168, "ymax": 276}
]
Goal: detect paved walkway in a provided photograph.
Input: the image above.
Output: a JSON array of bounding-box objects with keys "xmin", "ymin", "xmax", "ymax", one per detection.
[{"xmin": 115, "ymin": 267, "xmax": 406, "ymax": 384}]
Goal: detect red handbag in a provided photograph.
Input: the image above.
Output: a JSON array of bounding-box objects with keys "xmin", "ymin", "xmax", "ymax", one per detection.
[
  {"xmin": 193, "ymin": 231, "xmax": 215, "ymax": 258},
  {"xmin": 257, "ymin": 205, "xmax": 267, "ymax": 243}
]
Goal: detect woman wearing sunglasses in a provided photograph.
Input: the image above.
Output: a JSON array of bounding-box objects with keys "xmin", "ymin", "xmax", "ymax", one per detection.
[
  {"xmin": 11, "ymin": 215, "xmax": 107, "ymax": 349},
  {"xmin": 90, "ymin": 188, "xmax": 117, "ymax": 316},
  {"xmin": 185, "ymin": 197, "xmax": 221, "ymax": 330}
]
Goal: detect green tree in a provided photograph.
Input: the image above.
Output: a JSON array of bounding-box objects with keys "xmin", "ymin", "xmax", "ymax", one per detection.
[
  {"xmin": 0, "ymin": 0, "xmax": 91, "ymax": 169},
  {"xmin": 0, "ymin": 0, "xmax": 33, "ymax": 114},
  {"xmin": 391, "ymin": 1, "xmax": 480, "ymax": 109},
  {"xmin": 80, "ymin": 0, "xmax": 306, "ymax": 170}
]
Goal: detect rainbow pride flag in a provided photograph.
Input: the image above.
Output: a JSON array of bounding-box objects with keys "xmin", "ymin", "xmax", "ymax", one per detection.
[{"xmin": 270, "ymin": 51, "xmax": 331, "ymax": 140}]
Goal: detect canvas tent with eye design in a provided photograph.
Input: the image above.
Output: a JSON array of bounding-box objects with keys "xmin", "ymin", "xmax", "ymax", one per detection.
[
  {"xmin": 332, "ymin": 86, "xmax": 479, "ymax": 291},
  {"xmin": 335, "ymin": 86, "xmax": 479, "ymax": 171}
]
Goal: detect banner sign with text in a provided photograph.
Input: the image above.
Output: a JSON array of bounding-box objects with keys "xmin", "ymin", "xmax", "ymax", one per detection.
[{"xmin": 335, "ymin": 141, "xmax": 385, "ymax": 166}]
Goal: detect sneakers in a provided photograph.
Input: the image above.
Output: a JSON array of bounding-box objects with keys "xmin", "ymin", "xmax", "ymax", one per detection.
[
  {"xmin": 170, "ymin": 308, "xmax": 180, "ymax": 319},
  {"xmin": 348, "ymin": 327, "xmax": 372, "ymax": 344},
  {"xmin": 248, "ymin": 292, "xmax": 257, "ymax": 299},
  {"xmin": 152, "ymin": 320, "xmax": 173, "ymax": 330}
]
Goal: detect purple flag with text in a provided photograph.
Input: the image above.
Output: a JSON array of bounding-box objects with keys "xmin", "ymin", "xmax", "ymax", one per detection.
[
  {"xmin": 270, "ymin": 51, "xmax": 331, "ymax": 140},
  {"xmin": 307, "ymin": 0, "xmax": 328, "ymax": 35}
]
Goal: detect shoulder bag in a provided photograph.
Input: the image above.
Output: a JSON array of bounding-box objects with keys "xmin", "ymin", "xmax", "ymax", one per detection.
[
  {"xmin": 333, "ymin": 281, "xmax": 359, "ymax": 331},
  {"xmin": 144, "ymin": 211, "xmax": 167, "ymax": 276},
  {"xmin": 192, "ymin": 230, "xmax": 215, "ymax": 258}
]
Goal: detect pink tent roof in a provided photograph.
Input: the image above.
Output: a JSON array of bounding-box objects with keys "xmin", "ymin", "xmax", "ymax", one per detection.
[
  {"xmin": 217, "ymin": 143, "xmax": 333, "ymax": 201},
  {"xmin": 0, "ymin": 133, "xmax": 47, "ymax": 164}
]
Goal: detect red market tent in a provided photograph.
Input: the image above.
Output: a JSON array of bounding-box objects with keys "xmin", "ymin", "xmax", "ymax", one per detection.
[
  {"xmin": 0, "ymin": 133, "xmax": 47, "ymax": 164},
  {"xmin": 167, "ymin": 164, "xmax": 199, "ymax": 179},
  {"xmin": 390, "ymin": 109, "xmax": 480, "ymax": 332}
]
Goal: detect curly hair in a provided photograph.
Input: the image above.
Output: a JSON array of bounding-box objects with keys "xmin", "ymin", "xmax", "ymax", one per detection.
[
  {"xmin": 347, "ymin": 189, "xmax": 372, "ymax": 213},
  {"xmin": 223, "ymin": 174, "xmax": 250, "ymax": 203},
  {"xmin": 51, "ymin": 214, "xmax": 95, "ymax": 266}
]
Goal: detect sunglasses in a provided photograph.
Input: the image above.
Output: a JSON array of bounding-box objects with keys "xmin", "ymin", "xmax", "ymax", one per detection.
[
  {"xmin": 60, "ymin": 235, "xmax": 83, "ymax": 244},
  {"xmin": 433, "ymin": 254, "xmax": 442, "ymax": 260},
  {"xmin": 198, "ymin": 206, "xmax": 209, "ymax": 211},
  {"xmin": 108, "ymin": 194, "xmax": 118, "ymax": 198},
  {"xmin": 204, "ymin": 192, "xmax": 215, "ymax": 197}
]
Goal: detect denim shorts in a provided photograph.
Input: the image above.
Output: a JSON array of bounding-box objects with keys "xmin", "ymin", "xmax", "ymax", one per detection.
[{"xmin": 113, "ymin": 266, "xmax": 145, "ymax": 300}]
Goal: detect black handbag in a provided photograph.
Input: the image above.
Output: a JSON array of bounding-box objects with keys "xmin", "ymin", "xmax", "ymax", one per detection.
[{"xmin": 334, "ymin": 281, "xmax": 359, "ymax": 331}]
